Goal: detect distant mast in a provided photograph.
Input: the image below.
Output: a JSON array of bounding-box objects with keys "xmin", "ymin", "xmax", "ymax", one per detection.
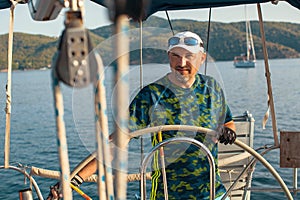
[
  {"xmin": 245, "ymin": 5, "xmax": 250, "ymax": 60},
  {"xmin": 245, "ymin": 5, "xmax": 256, "ymax": 62},
  {"xmin": 248, "ymin": 18, "xmax": 256, "ymax": 61},
  {"xmin": 233, "ymin": 5, "xmax": 256, "ymax": 68}
]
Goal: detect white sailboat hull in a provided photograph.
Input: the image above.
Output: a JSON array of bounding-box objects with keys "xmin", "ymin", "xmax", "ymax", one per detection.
[{"xmin": 234, "ymin": 60, "xmax": 256, "ymax": 68}]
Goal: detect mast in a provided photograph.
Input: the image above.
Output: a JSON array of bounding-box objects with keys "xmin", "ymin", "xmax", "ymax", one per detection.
[
  {"xmin": 244, "ymin": 5, "xmax": 256, "ymax": 62},
  {"xmin": 245, "ymin": 5, "xmax": 250, "ymax": 61},
  {"xmin": 248, "ymin": 19, "xmax": 256, "ymax": 61}
]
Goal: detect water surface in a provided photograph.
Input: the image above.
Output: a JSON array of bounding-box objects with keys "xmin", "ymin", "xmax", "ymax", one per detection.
[{"xmin": 0, "ymin": 58, "xmax": 299, "ymax": 199}]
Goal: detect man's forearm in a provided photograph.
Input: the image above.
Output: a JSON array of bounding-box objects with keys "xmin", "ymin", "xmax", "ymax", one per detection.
[{"xmin": 77, "ymin": 158, "xmax": 97, "ymax": 180}]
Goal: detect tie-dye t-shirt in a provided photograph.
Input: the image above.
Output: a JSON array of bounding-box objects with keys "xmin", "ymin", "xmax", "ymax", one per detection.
[{"xmin": 129, "ymin": 73, "xmax": 233, "ymax": 199}]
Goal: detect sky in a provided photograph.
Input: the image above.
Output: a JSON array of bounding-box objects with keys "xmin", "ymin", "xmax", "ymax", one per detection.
[{"xmin": 0, "ymin": 1, "xmax": 299, "ymax": 37}]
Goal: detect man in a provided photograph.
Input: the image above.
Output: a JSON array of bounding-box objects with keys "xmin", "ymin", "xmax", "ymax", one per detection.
[
  {"xmin": 47, "ymin": 31, "xmax": 236, "ymax": 200},
  {"xmin": 128, "ymin": 31, "xmax": 235, "ymax": 200}
]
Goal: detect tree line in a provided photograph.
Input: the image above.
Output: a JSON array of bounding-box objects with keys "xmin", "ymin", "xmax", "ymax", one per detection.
[{"xmin": 0, "ymin": 16, "xmax": 299, "ymax": 70}]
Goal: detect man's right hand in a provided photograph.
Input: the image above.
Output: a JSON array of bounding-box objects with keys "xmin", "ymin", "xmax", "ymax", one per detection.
[
  {"xmin": 46, "ymin": 182, "xmax": 62, "ymax": 200},
  {"xmin": 217, "ymin": 126, "xmax": 236, "ymax": 145}
]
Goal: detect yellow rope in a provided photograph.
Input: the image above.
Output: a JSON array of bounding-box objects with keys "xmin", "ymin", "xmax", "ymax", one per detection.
[
  {"xmin": 70, "ymin": 183, "xmax": 92, "ymax": 200},
  {"xmin": 158, "ymin": 131, "xmax": 168, "ymax": 199}
]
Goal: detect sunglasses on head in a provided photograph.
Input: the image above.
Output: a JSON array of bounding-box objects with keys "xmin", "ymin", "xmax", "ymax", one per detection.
[{"xmin": 168, "ymin": 36, "xmax": 203, "ymax": 47}]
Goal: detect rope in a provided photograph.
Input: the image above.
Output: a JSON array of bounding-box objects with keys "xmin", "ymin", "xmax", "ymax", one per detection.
[
  {"xmin": 51, "ymin": 70, "xmax": 72, "ymax": 199},
  {"xmin": 50, "ymin": 43, "xmax": 115, "ymax": 200},
  {"xmin": 256, "ymin": 3, "xmax": 279, "ymax": 146},
  {"xmin": 262, "ymin": 96, "xmax": 270, "ymax": 129},
  {"xmin": 127, "ymin": 172, "xmax": 152, "ymax": 182},
  {"xmin": 158, "ymin": 131, "xmax": 168, "ymax": 199},
  {"xmin": 94, "ymin": 59, "xmax": 107, "ymax": 200},
  {"xmin": 139, "ymin": 20, "xmax": 144, "ymax": 91},
  {"xmin": 4, "ymin": 0, "xmax": 19, "ymax": 169},
  {"xmin": 204, "ymin": 7, "xmax": 212, "ymax": 75},
  {"xmin": 70, "ymin": 183, "xmax": 92, "ymax": 200},
  {"xmin": 165, "ymin": 11, "xmax": 174, "ymax": 35},
  {"xmin": 138, "ymin": 19, "xmax": 146, "ymax": 197},
  {"xmin": 140, "ymin": 137, "xmax": 216, "ymax": 200},
  {"xmin": 114, "ymin": 15, "xmax": 130, "ymax": 199},
  {"xmin": 94, "ymin": 53, "xmax": 114, "ymax": 200},
  {"xmin": 31, "ymin": 166, "xmax": 152, "ymax": 182}
]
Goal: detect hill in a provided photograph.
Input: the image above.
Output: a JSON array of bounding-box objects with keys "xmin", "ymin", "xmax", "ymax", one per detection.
[{"xmin": 0, "ymin": 16, "xmax": 299, "ymax": 70}]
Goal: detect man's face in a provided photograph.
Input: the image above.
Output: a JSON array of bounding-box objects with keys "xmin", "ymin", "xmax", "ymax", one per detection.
[{"xmin": 168, "ymin": 47, "xmax": 206, "ymax": 84}]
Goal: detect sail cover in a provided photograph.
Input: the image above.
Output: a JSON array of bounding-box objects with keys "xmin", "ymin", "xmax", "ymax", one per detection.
[{"xmin": 1, "ymin": 0, "xmax": 300, "ymax": 17}]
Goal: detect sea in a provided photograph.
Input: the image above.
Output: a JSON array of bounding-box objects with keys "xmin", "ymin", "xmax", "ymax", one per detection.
[{"xmin": 0, "ymin": 58, "xmax": 300, "ymax": 199}]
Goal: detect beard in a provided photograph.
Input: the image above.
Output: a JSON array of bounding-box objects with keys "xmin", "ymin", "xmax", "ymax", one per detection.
[{"xmin": 174, "ymin": 69, "xmax": 191, "ymax": 84}]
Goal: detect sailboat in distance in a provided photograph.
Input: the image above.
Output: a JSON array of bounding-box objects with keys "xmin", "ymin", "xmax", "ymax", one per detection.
[{"xmin": 234, "ymin": 5, "xmax": 256, "ymax": 68}]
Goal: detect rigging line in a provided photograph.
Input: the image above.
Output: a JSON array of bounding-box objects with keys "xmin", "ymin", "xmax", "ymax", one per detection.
[
  {"xmin": 4, "ymin": 0, "xmax": 17, "ymax": 168},
  {"xmin": 70, "ymin": 183, "xmax": 92, "ymax": 200},
  {"xmin": 165, "ymin": 10, "xmax": 175, "ymax": 35},
  {"xmin": 204, "ymin": 7, "xmax": 212, "ymax": 75},
  {"xmin": 94, "ymin": 53, "xmax": 114, "ymax": 200},
  {"xmin": 158, "ymin": 131, "xmax": 168, "ymax": 200},
  {"xmin": 139, "ymin": 19, "xmax": 145, "ymax": 195},
  {"xmin": 257, "ymin": 3, "xmax": 279, "ymax": 147},
  {"xmin": 139, "ymin": 20, "xmax": 144, "ymax": 160},
  {"xmin": 51, "ymin": 70, "xmax": 73, "ymax": 199},
  {"xmin": 139, "ymin": 20, "xmax": 144, "ymax": 91},
  {"xmin": 114, "ymin": 15, "xmax": 130, "ymax": 199}
]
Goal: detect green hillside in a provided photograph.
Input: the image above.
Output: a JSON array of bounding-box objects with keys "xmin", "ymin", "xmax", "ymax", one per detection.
[
  {"xmin": 0, "ymin": 33, "xmax": 58, "ymax": 70},
  {"xmin": 0, "ymin": 16, "xmax": 299, "ymax": 70}
]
